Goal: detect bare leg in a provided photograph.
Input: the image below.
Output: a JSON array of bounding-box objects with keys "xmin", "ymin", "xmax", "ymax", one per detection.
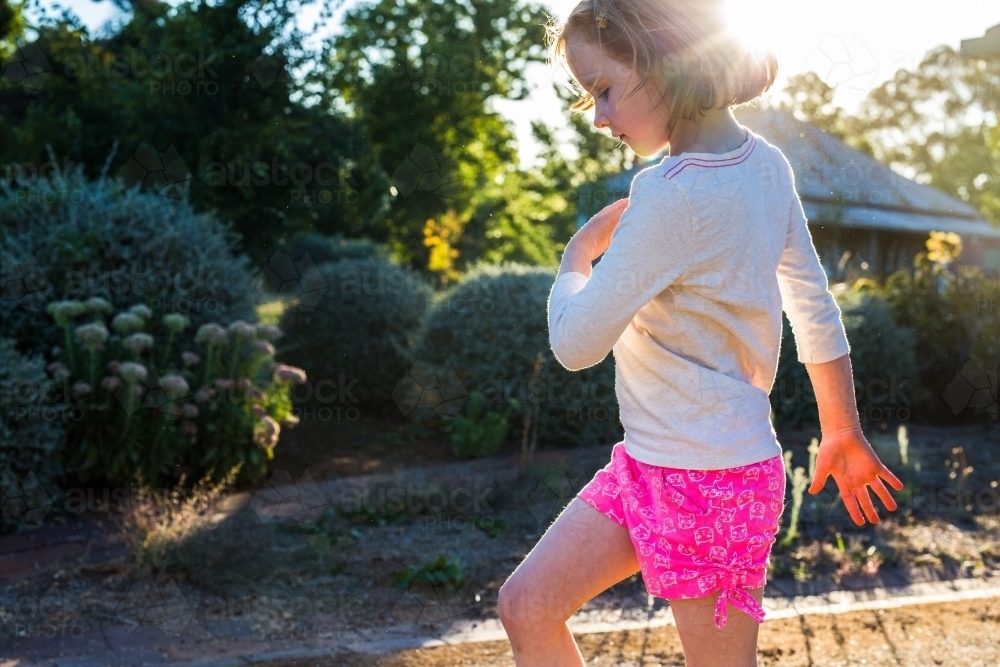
[
  {"xmin": 498, "ymin": 498, "xmax": 640, "ymax": 667},
  {"xmin": 668, "ymin": 587, "xmax": 765, "ymax": 667}
]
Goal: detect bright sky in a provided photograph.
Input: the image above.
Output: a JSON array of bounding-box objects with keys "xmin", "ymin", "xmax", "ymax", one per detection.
[{"xmin": 26, "ymin": 0, "xmax": 1000, "ymax": 168}]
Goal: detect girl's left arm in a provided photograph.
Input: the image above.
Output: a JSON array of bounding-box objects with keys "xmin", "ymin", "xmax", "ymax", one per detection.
[
  {"xmin": 805, "ymin": 353, "xmax": 905, "ymax": 525},
  {"xmin": 547, "ymin": 170, "xmax": 694, "ymax": 372}
]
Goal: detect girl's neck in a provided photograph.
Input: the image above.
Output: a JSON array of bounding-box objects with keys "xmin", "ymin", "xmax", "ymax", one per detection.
[{"xmin": 666, "ymin": 108, "xmax": 747, "ymax": 157}]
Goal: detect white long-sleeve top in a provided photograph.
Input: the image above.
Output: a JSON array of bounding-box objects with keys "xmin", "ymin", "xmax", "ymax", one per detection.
[{"xmin": 548, "ymin": 130, "xmax": 850, "ymax": 470}]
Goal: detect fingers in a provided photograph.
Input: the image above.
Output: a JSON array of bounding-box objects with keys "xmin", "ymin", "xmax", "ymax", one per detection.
[
  {"xmin": 880, "ymin": 466, "xmax": 905, "ymax": 491},
  {"xmin": 834, "ymin": 479, "xmax": 865, "ymax": 526},
  {"xmin": 855, "ymin": 488, "xmax": 880, "ymax": 524},
  {"xmin": 869, "ymin": 477, "xmax": 898, "ymax": 512},
  {"xmin": 807, "ymin": 466, "xmax": 827, "ymax": 495}
]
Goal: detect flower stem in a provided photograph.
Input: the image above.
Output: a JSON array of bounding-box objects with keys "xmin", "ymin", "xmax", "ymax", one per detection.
[
  {"xmin": 89, "ymin": 348, "xmax": 98, "ymax": 390},
  {"xmin": 161, "ymin": 332, "xmax": 176, "ymax": 370},
  {"xmin": 64, "ymin": 325, "xmax": 76, "ymax": 372},
  {"xmin": 203, "ymin": 347, "xmax": 216, "ymax": 386},
  {"xmin": 228, "ymin": 341, "xmax": 243, "ymax": 381}
]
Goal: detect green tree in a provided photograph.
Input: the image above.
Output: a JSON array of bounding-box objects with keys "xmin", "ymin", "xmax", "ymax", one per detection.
[
  {"xmin": 762, "ymin": 70, "xmax": 874, "ymax": 156},
  {"xmin": 0, "ymin": 0, "xmax": 26, "ymax": 52},
  {"xmin": 0, "ymin": 0, "xmax": 387, "ymax": 260},
  {"xmin": 316, "ymin": 0, "xmax": 552, "ymax": 270},
  {"xmin": 527, "ymin": 83, "xmax": 637, "ymax": 250},
  {"xmin": 854, "ymin": 45, "xmax": 1000, "ymax": 225}
]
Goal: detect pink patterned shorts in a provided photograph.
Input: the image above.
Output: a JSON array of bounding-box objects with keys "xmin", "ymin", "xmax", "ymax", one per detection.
[{"xmin": 579, "ymin": 442, "xmax": 786, "ymax": 629}]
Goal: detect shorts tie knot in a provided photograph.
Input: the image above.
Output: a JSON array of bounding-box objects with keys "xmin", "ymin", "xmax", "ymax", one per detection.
[{"xmin": 712, "ymin": 564, "xmax": 765, "ymax": 629}]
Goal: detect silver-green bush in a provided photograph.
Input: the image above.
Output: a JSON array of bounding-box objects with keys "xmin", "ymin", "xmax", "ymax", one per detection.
[
  {"xmin": 414, "ymin": 264, "xmax": 621, "ymax": 450},
  {"xmin": 279, "ymin": 258, "xmax": 433, "ymax": 413},
  {"xmin": 0, "ymin": 157, "xmax": 259, "ymax": 361},
  {"xmin": 771, "ymin": 289, "xmax": 918, "ymax": 429},
  {"xmin": 0, "ymin": 338, "xmax": 66, "ymax": 532}
]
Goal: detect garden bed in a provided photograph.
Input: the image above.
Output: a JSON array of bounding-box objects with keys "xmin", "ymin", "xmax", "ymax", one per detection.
[{"xmin": 2, "ymin": 420, "xmax": 998, "ymax": 647}]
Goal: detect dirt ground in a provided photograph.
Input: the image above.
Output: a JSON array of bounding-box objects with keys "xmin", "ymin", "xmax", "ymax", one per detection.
[
  {"xmin": 259, "ymin": 597, "xmax": 1000, "ymax": 666},
  {"xmin": 3, "ymin": 422, "xmax": 999, "ymax": 648}
]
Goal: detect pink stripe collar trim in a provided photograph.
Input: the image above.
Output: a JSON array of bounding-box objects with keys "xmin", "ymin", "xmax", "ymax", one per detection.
[{"xmin": 663, "ymin": 135, "xmax": 757, "ymax": 180}]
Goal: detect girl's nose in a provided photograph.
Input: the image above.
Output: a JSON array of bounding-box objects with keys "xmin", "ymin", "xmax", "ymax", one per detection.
[{"xmin": 593, "ymin": 110, "xmax": 609, "ymax": 131}]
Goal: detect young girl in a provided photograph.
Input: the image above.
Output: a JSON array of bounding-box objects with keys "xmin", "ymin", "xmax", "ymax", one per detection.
[{"xmin": 497, "ymin": 1, "xmax": 905, "ymax": 665}]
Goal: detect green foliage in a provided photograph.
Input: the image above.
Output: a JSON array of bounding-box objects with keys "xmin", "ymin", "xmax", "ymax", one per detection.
[
  {"xmin": 755, "ymin": 73, "xmax": 876, "ymax": 156},
  {"xmin": 446, "ymin": 390, "xmax": 518, "ymax": 460},
  {"xmin": 0, "ymin": 0, "xmax": 388, "ymax": 259},
  {"xmin": 279, "ymin": 258, "xmax": 433, "ymax": 413},
  {"xmin": 316, "ymin": 0, "xmax": 553, "ymax": 270},
  {"xmin": 855, "ymin": 45, "xmax": 1000, "ymax": 225},
  {"xmin": 0, "ymin": 0, "xmax": 26, "ymax": 55},
  {"xmin": 284, "ymin": 232, "xmax": 393, "ymax": 267},
  {"xmin": 771, "ymin": 289, "xmax": 918, "ymax": 429},
  {"xmin": 770, "ymin": 313, "xmax": 817, "ymax": 429},
  {"xmin": 0, "ymin": 160, "xmax": 259, "ymax": 363},
  {"xmin": 416, "ymin": 264, "xmax": 621, "ymax": 449},
  {"xmin": 878, "ymin": 254, "xmax": 996, "ymax": 421},
  {"xmin": 394, "ymin": 554, "xmax": 466, "ymax": 591},
  {"xmin": 44, "ymin": 301, "xmax": 303, "ymax": 488},
  {"xmin": 838, "ymin": 289, "xmax": 919, "ymax": 421},
  {"xmin": 0, "ymin": 338, "xmax": 66, "ymax": 531},
  {"xmin": 779, "ymin": 448, "xmax": 809, "ymax": 548}
]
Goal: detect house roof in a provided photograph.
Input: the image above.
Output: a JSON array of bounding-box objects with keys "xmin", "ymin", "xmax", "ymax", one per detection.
[
  {"xmin": 583, "ymin": 108, "xmax": 1000, "ymax": 240},
  {"xmin": 960, "ymin": 24, "xmax": 1000, "ymax": 59},
  {"xmin": 738, "ymin": 108, "xmax": 1000, "ymax": 239}
]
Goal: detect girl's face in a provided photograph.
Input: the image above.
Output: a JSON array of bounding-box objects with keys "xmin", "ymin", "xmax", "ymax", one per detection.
[{"xmin": 565, "ymin": 36, "xmax": 672, "ymax": 158}]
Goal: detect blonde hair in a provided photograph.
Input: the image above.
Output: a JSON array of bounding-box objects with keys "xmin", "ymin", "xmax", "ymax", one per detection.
[{"xmin": 546, "ymin": 0, "xmax": 778, "ymax": 125}]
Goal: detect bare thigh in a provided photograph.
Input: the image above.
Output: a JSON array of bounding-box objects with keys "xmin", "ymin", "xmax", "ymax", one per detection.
[
  {"xmin": 668, "ymin": 587, "xmax": 764, "ymax": 667},
  {"xmin": 500, "ymin": 497, "xmax": 640, "ymax": 626}
]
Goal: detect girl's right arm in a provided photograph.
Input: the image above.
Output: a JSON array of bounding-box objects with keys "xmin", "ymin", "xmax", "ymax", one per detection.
[{"xmin": 547, "ymin": 171, "xmax": 694, "ymax": 372}]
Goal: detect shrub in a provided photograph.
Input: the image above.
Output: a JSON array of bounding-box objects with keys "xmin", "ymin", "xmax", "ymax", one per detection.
[
  {"xmin": 771, "ymin": 289, "xmax": 917, "ymax": 429},
  {"xmin": 0, "ymin": 338, "xmax": 66, "ymax": 532},
  {"xmin": 446, "ymin": 390, "xmax": 519, "ymax": 460},
  {"xmin": 394, "ymin": 555, "xmax": 466, "ymax": 591},
  {"xmin": 279, "ymin": 258, "xmax": 433, "ymax": 414},
  {"xmin": 880, "ymin": 256, "xmax": 998, "ymax": 421},
  {"xmin": 770, "ymin": 313, "xmax": 816, "ymax": 430},
  {"xmin": 414, "ymin": 264, "xmax": 621, "ymax": 450},
  {"xmin": 0, "ymin": 159, "xmax": 259, "ymax": 362},
  {"xmin": 838, "ymin": 288, "xmax": 918, "ymax": 424},
  {"xmin": 284, "ymin": 232, "xmax": 392, "ymax": 266},
  {"xmin": 44, "ymin": 301, "xmax": 304, "ymax": 488}
]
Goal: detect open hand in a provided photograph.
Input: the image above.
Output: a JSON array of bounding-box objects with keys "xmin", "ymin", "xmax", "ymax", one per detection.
[
  {"xmin": 578, "ymin": 197, "xmax": 629, "ymax": 259},
  {"xmin": 808, "ymin": 427, "xmax": 904, "ymax": 526}
]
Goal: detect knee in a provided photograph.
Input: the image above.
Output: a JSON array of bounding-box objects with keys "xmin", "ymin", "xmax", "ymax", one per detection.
[
  {"xmin": 497, "ymin": 575, "xmax": 526, "ymax": 631},
  {"xmin": 498, "ymin": 574, "xmax": 564, "ymax": 634}
]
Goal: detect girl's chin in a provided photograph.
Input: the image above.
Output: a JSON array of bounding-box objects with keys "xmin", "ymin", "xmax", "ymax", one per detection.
[{"xmin": 627, "ymin": 138, "xmax": 669, "ymax": 158}]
